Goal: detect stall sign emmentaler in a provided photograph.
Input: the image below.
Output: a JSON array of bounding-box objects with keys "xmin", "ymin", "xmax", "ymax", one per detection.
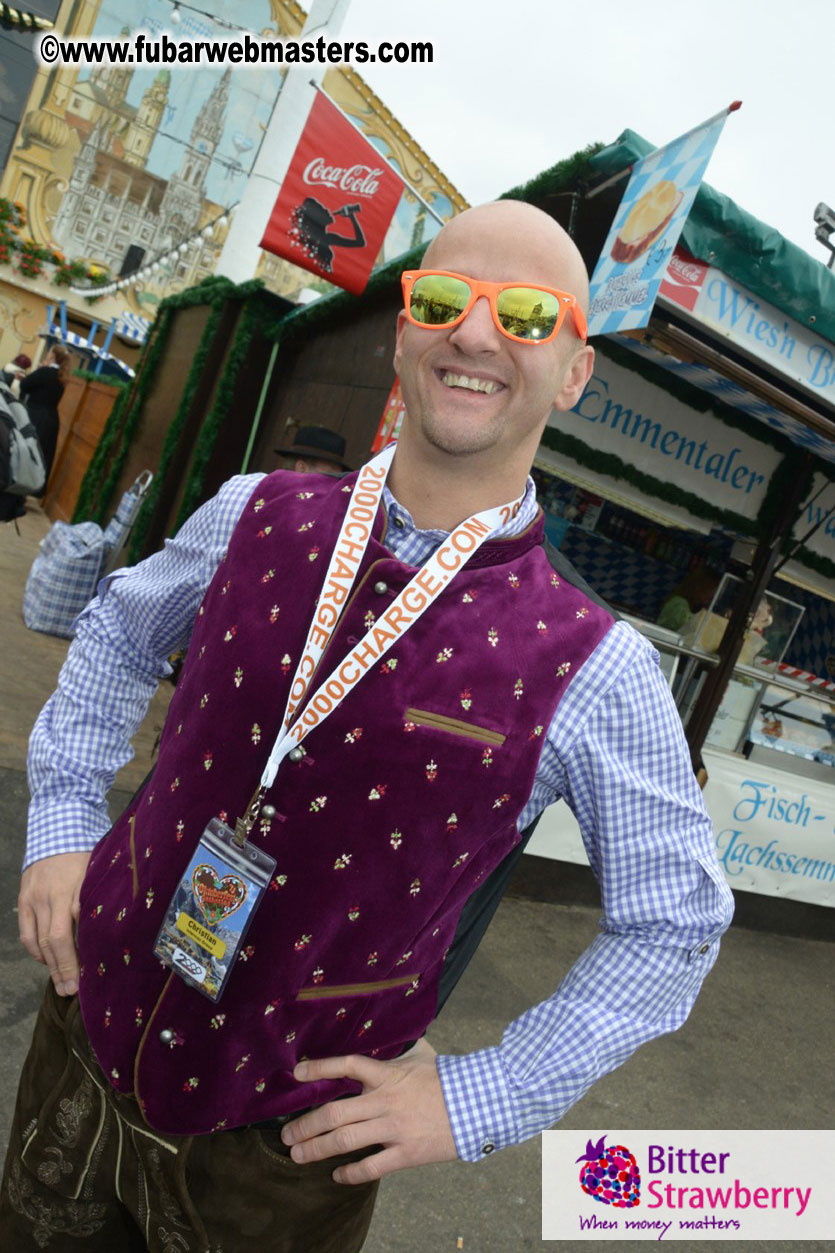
[{"xmin": 555, "ymin": 353, "xmax": 781, "ymax": 521}]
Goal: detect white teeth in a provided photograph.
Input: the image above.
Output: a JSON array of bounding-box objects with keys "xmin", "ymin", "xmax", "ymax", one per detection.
[{"xmin": 441, "ymin": 372, "xmax": 501, "ymax": 394}]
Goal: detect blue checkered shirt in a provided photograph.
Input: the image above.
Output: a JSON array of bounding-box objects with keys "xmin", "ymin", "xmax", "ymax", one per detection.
[{"xmin": 27, "ymin": 472, "xmax": 733, "ymax": 1161}]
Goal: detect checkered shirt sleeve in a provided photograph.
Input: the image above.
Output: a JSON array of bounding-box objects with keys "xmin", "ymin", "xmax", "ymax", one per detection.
[
  {"xmin": 26, "ymin": 474, "xmax": 265, "ymax": 867},
  {"xmin": 437, "ymin": 623, "xmax": 734, "ymax": 1161}
]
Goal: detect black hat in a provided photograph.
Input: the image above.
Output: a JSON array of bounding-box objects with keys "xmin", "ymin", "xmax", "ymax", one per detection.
[{"xmin": 274, "ymin": 425, "xmax": 350, "ymax": 472}]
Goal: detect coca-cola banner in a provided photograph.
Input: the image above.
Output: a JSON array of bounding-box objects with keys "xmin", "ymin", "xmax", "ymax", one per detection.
[{"xmin": 260, "ymin": 91, "xmax": 404, "ymax": 295}]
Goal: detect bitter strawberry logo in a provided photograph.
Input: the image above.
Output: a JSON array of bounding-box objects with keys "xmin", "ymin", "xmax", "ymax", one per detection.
[{"xmin": 577, "ymin": 1135, "xmax": 641, "ymax": 1208}]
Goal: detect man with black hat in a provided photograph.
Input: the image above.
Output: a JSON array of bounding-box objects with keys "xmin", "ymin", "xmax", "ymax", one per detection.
[{"xmin": 275, "ymin": 424, "xmax": 351, "ymax": 476}]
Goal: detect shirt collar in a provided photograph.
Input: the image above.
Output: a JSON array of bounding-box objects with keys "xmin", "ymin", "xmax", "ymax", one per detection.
[{"xmin": 382, "ymin": 476, "xmax": 538, "ymax": 542}]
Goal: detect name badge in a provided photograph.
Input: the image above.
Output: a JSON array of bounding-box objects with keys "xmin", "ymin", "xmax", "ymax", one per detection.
[{"xmin": 153, "ymin": 817, "xmax": 275, "ymax": 1001}]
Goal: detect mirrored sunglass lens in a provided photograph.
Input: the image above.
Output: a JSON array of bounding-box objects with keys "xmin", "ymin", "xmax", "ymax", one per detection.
[
  {"xmin": 496, "ymin": 288, "xmax": 560, "ymax": 340},
  {"xmin": 410, "ymin": 275, "xmax": 472, "ymax": 326}
]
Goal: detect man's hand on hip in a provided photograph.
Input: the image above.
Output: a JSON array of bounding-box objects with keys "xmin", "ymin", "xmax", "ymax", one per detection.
[
  {"xmin": 18, "ymin": 851, "xmax": 90, "ymax": 996},
  {"xmin": 281, "ymin": 1037, "xmax": 458, "ymax": 1183}
]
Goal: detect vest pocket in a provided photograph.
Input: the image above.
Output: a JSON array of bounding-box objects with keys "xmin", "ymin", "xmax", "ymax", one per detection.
[
  {"xmin": 404, "ymin": 707, "xmax": 506, "ymax": 746},
  {"xmin": 296, "ymin": 973, "xmax": 419, "ymax": 1000}
]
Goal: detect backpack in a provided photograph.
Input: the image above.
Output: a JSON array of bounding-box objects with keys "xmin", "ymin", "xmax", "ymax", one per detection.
[{"xmin": 0, "ymin": 379, "xmax": 46, "ymax": 498}]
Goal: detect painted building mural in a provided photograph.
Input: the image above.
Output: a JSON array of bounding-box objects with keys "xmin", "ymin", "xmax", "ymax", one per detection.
[{"xmin": 0, "ymin": 0, "xmax": 466, "ymax": 362}]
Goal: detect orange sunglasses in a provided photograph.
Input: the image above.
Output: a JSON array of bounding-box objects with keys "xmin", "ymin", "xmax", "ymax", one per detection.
[{"xmin": 401, "ymin": 269, "xmax": 588, "ymax": 344}]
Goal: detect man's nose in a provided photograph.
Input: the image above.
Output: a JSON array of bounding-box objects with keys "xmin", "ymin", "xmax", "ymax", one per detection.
[{"xmin": 447, "ymin": 295, "xmax": 501, "ymax": 352}]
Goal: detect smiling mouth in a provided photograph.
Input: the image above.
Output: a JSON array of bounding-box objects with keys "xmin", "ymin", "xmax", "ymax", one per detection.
[{"xmin": 438, "ymin": 370, "xmax": 504, "ymax": 396}]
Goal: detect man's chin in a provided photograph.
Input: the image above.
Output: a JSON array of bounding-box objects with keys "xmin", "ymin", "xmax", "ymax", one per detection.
[{"xmin": 424, "ymin": 431, "xmax": 499, "ymax": 459}]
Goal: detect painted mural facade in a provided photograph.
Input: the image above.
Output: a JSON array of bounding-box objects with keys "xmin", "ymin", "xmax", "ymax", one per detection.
[{"xmin": 0, "ymin": 0, "xmax": 465, "ymax": 362}]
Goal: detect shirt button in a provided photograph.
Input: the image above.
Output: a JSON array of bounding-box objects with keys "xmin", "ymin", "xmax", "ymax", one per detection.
[
  {"xmin": 373, "ymin": 581, "xmax": 388, "ymax": 595},
  {"xmin": 288, "ymin": 746, "xmax": 305, "ymax": 763},
  {"xmin": 394, "ymin": 517, "xmax": 405, "ymax": 529},
  {"xmin": 698, "ymin": 944, "xmax": 710, "ymax": 955},
  {"xmin": 159, "ymin": 1029, "xmax": 174, "ymax": 1045},
  {"xmin": 481, "ymin": 1140, "xmax": 496, "ymax": 1155}
]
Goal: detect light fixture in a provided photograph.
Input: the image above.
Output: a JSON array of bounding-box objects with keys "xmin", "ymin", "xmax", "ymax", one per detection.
[
  {"xmin": 814, "ymin": 202, "xmax": 835, "ymax": 269},
  {"xmin": 171, "ymin": 2, "xmax": 182, "ymax": 25}
]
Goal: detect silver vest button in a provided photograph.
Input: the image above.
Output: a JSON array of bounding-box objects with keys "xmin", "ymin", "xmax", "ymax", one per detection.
[
  {"xmin": 374, "ymin": 581, "xmax": 388, "ymax": 594},
  {"xmin": 159, "ymin": 1028, "xmax": 174, "ymax": 1045},
  {"xmin": 288, "ymin": 746, "xmax": 305, "ymax": 763}
]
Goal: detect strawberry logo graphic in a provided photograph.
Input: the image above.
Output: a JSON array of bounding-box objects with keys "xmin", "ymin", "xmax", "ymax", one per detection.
[{"xmin": 577, "ymin": 1135, "xmax": 641, "ymax": 1208}]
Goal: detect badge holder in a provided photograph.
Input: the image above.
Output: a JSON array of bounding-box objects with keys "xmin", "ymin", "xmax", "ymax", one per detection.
[{"xmin": 153, "ymin": 804, "xmax": 275, "ymax": 1002}]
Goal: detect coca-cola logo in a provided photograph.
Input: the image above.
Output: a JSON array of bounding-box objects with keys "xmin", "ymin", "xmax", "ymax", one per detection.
[
  {"xmin": 667, "ymin": 253, "xmax": 706, "ymax": 285},
  {"xmin": 303, "ymin": 158, "xmax": 383, "ymax": 197}
]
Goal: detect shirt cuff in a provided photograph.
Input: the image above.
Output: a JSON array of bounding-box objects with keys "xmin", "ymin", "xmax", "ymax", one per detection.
[
  {"xmin": 436, "ymin": 1047, "xmax": 520, "ymax": 1162},
  {"xmin": 24, "ymin": 799, "xmax": 110, "ymax": 870}
]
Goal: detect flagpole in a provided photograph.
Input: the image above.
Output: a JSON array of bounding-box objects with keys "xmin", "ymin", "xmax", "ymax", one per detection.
[
  {"xmin": 309, "ymin": 80, "xmax": 446, "ymax": 228},
  {"xmin": 643, "ymin": 101, "xmax": 743, "ymax": 163}
]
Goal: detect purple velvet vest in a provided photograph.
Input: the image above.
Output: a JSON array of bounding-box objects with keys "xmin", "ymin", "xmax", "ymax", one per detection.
[{"xmin": 76, "ymin": 469, "xmax": 613, "ymax": 1134}]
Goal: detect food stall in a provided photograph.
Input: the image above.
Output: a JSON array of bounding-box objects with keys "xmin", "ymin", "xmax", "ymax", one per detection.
[{"xmin": 521, "ymin": 130, "xmax": 835, "ymax": 910}]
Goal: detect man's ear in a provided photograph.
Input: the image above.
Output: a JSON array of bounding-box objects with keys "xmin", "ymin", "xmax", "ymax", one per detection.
[
  {"xmin": 393, "ymin": 309, "xmax": 408, "ymax": 374},
  {"xmin": 553, "ymin": 345, "xmax": 595, "ymax": 412}
]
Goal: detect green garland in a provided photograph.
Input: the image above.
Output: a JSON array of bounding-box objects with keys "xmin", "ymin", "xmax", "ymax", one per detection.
[
  {"xmin": 72, "ymin": 308, "xmax": 174, "ymax": 523},
  {"xmin": 171, "ymin": 298, "xmax": 262, "ymax": 534},
  {"xmin": 791, "ymin": 547, "xmax": 835, "ymax": 582},
  {"xmin": 787, "ymin": 460, "xmax": 835, "ymax": 580},
  {"xmin": 271, "ymin": 241, "xmax": 426, "ymax": 348},
  {"xmin": 754, "ymin": 449, "xmax": 803, "ymax": 547},
  {"xmin": 538, "ymin": 424, "xmax": 758, "ymax": 537},
  {"xmin": 70, "ymin": 367, "xmax": 131, "ymax": 390},
  {"xmin": 72, "ymin": 279, "xmax": 258, "ymax": 524},
  {"xmin": 127, "ymin": 303, "xmax": 225, "ymax": 562},
  {"xmin": 498, "ymin": 142, "xmax": 604, "ymax": 206}
]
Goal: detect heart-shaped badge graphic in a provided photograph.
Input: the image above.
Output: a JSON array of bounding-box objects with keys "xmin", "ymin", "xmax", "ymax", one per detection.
[{"xmin": 192, "ymin": 864, "xmax": 247, "ymax": 926}]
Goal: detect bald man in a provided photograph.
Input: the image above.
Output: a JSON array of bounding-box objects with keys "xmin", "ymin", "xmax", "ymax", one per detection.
[{"xmin": 3, "ymin": 202, "xmax": 732, "ymax": 1251}]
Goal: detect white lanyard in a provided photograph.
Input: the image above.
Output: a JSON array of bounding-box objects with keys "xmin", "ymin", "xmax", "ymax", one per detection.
[{"xmin": 234, "ymin": 444, "xmax": 523, "ymax": 838}]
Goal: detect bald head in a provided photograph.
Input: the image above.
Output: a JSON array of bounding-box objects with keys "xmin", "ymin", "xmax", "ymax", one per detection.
[{"xmin": 422, "ymin": 200, "xmax": 590, "ymax": 320}]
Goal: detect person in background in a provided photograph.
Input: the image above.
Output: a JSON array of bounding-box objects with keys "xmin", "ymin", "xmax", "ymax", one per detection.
[
  {"xmin": 19, "ymin": 344, "xmax": 72, "ymax": 492},
  {"xmin": 1, "ymin": 353, "xmax": 32, "ymax": 397},
  {"xmin": 657, "ymin": 564, "xmax": 721, "ymax": 632},
  {"xmin": 274, "ymin": 424, "xmax": 351, "ymax": 476}
]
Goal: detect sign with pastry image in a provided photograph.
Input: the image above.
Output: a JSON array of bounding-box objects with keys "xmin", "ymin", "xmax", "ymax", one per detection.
[
  {"xmin": 588, "ymin": 103, "xmax": 741, "ymax": 337},
  {"xmin": 610, "ymin": 179, "xmax": 683, "ymax": 264}
]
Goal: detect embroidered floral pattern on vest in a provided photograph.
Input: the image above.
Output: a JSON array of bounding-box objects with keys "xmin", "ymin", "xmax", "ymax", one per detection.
[{"xmin": 75, "ymin": 469, "xmax": 614, "ymax": 1135}]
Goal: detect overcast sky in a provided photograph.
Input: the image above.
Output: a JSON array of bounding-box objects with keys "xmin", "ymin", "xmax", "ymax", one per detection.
[{"xmin": 342, "ymin": 0, "xmax": 831, "ymax": 264}]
